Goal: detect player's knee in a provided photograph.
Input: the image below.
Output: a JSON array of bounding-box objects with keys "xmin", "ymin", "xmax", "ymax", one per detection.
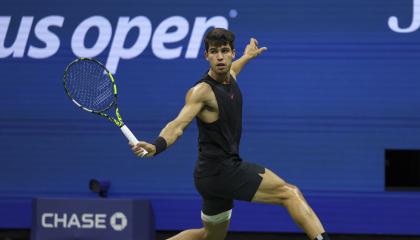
[
  {"xmin": 273, "ymin": 183, "xmax": 303, "ymax": 205},
  {"xmin": 289, "ymin": 183, "xmax": 302, "ymax": 195},
  {"xmin": 201, "ymin": 210, "xmax": 232, "ymax": 225},
  {"xmin": 201, "ymin": 210, "xmax": 231, "ymax": 240},
  {"xmin": 284, "ymin": 184, "xmax": 304, "ymax": 203}
]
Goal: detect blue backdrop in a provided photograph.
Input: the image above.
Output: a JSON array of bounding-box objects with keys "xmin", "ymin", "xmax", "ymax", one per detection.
[{"xmin": 1, "ymin": 0, "xmax": 420, "ymax": 235}]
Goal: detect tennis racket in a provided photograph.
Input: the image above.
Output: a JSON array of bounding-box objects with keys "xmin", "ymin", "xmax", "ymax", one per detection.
[{"xmin": 63, "ymin": 57, "xmax": 148, "ymax": 156}]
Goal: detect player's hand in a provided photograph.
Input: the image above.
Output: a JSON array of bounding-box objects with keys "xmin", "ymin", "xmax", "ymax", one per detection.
[
  {"xmin": 243, "ymin": 38, "xmax": 267, "ymax": 59},
  {"xmin": 130, "ymin": 141, "xmax": 156, "ymax": 158}
]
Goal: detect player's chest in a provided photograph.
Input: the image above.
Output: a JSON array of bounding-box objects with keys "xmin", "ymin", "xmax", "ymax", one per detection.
[{"xmin": 208, "ymin": 85, "xmax": 242, "ymax": 111}]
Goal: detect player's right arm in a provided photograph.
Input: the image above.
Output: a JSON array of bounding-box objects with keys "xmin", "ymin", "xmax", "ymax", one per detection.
[{"xmin": 131, "ymin": 83, "xmax": 211, "ymax": 157}]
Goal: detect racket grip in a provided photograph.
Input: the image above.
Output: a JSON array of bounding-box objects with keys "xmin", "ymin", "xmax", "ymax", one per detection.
[{"xmin": 120, "ymin": 125, "xmax": 149, "ymax": 156}]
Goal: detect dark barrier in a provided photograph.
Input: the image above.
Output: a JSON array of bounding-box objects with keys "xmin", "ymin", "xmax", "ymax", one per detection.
[{"xmin": 31, "ymin": 198, "xmax": 155, "ymax": 240}]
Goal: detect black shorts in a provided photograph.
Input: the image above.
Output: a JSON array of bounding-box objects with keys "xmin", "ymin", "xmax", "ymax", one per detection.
[{"xmin": 194, "ymin": 161, "xmax": 265, "ymax": 215}]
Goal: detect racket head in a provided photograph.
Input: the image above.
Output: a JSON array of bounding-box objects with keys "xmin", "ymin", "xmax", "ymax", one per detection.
[{"xmin": 63, "ymin": 58, "xmax": 117, "ymax": 114}]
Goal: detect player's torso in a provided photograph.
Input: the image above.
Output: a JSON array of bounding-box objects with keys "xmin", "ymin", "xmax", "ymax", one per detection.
[
  {"xmin": 196, "ymin": 80, "xmax": 242, "ymax": 122},
  {"xmin": 194, "ymin": 75, "xmax": 243, "ymax": 177}
]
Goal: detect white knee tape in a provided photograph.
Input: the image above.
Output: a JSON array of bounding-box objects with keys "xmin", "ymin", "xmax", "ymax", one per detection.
[{"xmin": 201, "ymin": 209, "xmax": 232, "ymax": 224}]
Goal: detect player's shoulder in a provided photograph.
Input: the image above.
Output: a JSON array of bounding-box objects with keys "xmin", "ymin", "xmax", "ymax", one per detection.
[
  {"xmin": 186, "ymin": 82, "xmax": 213, "ymax": 102},
  {"xmin": 191, "ymin": 82, "xmax": 213, "ymax": 95}
]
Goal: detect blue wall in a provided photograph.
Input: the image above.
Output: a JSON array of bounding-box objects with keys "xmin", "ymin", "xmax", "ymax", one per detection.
[{"xmin": 1, "ymin": 0, "xmax": 420, "ymax": 235}]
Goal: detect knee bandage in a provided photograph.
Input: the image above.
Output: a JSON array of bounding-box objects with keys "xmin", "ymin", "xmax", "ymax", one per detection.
[{"xmin": 201, "ymin": 209, "xmax": 232, "ymax": 224}]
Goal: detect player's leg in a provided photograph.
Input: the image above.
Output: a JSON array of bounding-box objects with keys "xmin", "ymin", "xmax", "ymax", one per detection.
[
  {"xmin": 166, "ymin": 228, "xmax": 206, "ymax": 240},
  {"xmin": 201, "ymin": 222, "xmax": 229, "ymax": 240},
  {"xmin": 202, "ymin": 213, "xmax": 230, "ymax": 240},
  {"xmin": 252, "ymin": 168, "xmax": 329, "ymax": 240},
  {"xmin": 166, "ymin": 210, "xmax": 231, "ymax": 240}
]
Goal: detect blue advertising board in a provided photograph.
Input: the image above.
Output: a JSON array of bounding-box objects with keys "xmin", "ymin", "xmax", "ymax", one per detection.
[{"xmin": 31, "ymin": 198, "xmax": 155, "ymax": 240}]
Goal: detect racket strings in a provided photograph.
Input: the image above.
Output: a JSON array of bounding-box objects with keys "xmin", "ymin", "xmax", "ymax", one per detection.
[
  {"xmin": 95, "ymin": 79, "xmax": 113, "ymax": 107},
  {"xmin": 65, "ymin": 60, "xmax": 115, "ymax": 112}
]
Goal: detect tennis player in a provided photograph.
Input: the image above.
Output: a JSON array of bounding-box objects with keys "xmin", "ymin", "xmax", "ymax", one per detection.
[{"xmin": 131, "ymin": 28, "xmax": 330, "ymax": 240}]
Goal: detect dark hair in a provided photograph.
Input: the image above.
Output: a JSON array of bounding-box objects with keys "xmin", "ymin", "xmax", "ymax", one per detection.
[{"xmin": 204, "ymin": 28, "xmax": 235, "ymax": 52}]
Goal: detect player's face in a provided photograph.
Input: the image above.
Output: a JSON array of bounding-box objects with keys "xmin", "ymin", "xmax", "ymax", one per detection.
[{"xmin": 205, "ymin": 44, "xmax": 236, "ymax": 75}]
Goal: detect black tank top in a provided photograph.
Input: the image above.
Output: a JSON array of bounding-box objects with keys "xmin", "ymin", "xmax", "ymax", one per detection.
[{"xmin": 194, "ymin": 73, "xmax": 243, "ymax": 178}]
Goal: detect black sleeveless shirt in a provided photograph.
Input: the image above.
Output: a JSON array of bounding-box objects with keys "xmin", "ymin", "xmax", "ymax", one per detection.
[{"xmin": 194, "ymin": 73, "xmax": 243, "ymax": 178}]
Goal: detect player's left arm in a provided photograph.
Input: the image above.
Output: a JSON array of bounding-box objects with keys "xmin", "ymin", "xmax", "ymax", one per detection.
[{"xmin": 230, "ymin": 38, "xmax": 267, "ymax": 79}]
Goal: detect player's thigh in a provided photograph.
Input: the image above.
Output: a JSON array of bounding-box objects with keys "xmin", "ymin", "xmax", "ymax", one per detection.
[{"xmin": 251, "ymin": 168, "xmax": 298, "ymax": 204}]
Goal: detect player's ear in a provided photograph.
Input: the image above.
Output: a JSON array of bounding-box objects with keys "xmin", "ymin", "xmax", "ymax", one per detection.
[
  {"xmin": 204, "ymin": 50, "xmax": 209, "ymax": 60},
  {"xmin": 232, "ymin": 49, "xmax": 236, "ymax": 59}
]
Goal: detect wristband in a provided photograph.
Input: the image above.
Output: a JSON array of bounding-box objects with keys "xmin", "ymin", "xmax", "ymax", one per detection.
[{"xmin": 153, "ymin": 136, "xmax": 167, "ymax": 155}]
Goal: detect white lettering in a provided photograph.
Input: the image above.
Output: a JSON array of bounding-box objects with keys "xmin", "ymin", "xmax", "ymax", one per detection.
[
  {"xmin": 81, "ymin": 213, "xmax": 94, "ymax": 228},
  {"xmin": 106, "ymin": 16, "xmax": 152, "ymax": 73},
  {"xmin": 95, "ymin": 214, "xmax": 106, "ymax": 229},
  {"xmin": 388, "ymin": 0, "xmax": 420, "ymax": 33},
  {"xmin": 41, "ymin": 213, "xmax": 53, "ymax": 228},
  {"xmin": 152, "ymin": 16, "xmax": 189, "ymax": 59},
  {"xmin": 41, "ymin": 213, "xmax": 109, "ymax": 229},
  {"xmin": 54, "ymin": 213, "xmax": 67, "ymax": 228},
  {"xmin": 71, "ymin": 16, "xmax": 112, "ymax": 57},
  {"xmin": 0, "ymin": 16, "xmax": 33, "ymax": 58},
  {"xmin": 186, "ymin": 16, "xmax": 228, "ymax": 58},
  {"xmin": 67, "ymin": 213, "xmax": 81, "ymax": 228},
  {"xmin": 28, "ymin": 16, "xmax": 64, "ymax": 58},
  {"xmin": 1, "ymin": 14, "xmax": 230, "ymax": 73}
]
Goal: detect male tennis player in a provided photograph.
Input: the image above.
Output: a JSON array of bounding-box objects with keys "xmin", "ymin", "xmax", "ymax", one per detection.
[{"xmin": 131, "ymin": 28, "xmax": 330, "ymax": 240}]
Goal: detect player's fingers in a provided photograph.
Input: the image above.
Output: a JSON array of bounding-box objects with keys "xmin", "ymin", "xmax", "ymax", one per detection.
[
  {"xmin": 249, "ymin": 38, "xmax": 257, "ymax": 46},
  {"xmin": 134, "ymin": 149, "xmax": 143, "ymax": 156},
  {"xmin": 131, "ymin": 144, "xmax": 139, "ymax": 151},
  {"xmin": 135, "ymin": 147, "xmax": 147, "ymax": 156},
  {"xmin": 131, "ymin": 142, "xmax": 141, "ymax": 150},
  {"xmin": 140, "ymin": 150, "xmax": 150, "ymax": 158},
  {"xmin": 132, "ymin": 144, "xmax": 147, "ymax": 156},
  {"xmin": 259, "ymin": 47, "xmax": 268, "ymax": 54}
]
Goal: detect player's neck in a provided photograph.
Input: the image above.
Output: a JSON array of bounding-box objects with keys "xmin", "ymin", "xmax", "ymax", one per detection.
[{"xmin": 208, "ymin": 69, "xmax": 230, "ymax": 84}]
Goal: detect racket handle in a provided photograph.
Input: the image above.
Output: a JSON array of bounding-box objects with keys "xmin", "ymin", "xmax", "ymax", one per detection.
[{"xmin": 120, "ymin": 125, "xmax": 149, "ymax": 156}]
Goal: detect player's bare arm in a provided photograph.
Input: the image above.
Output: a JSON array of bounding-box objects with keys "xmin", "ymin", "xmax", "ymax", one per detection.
[
  {"xmin": 131, "ymin": 83, "xmax": 212, "ymax": 157},
  {"xmin": 230, "ymin": 38, "xmax": 267, "ymax": 79}
]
